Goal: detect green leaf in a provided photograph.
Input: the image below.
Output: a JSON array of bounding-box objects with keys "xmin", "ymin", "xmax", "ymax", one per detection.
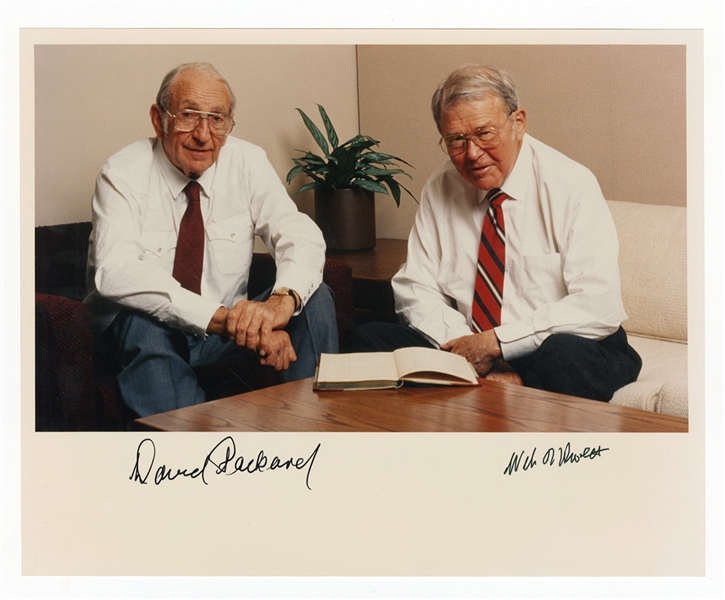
[
  {"xmin": 358, "ymin": 152, "xmax": 395, "ymax": 165},
  {"xmin": 357, "ymin": 166, "xmax": 406, "ymax": 178},
  {"xmin": 354, "ymin": 179, "xmax": 388, "ymax": 194},
  {"xmin": 352, "ymin": 142, "xmax": 379, "ymax": 153},
  {"xmin": 369, "ymin": 151, "xmax": 415, "ymax": 169},
  {"xmin": 359, "ymin": 134, "xmax": 381, "ymax": 145},
  {"xmin": 317, "ymin": 104, "xmax": 339, "ymax": 150},
  {"xmin": 286, "ymin": 164, "xmax": 307, "ymax": 184},
  {"xmin": 295, "ymin": 108, "xmax": 329, "ymax": 157},
  {"xmin": 398, "ymin": 181, "xmax": 418, "ymax": 204},
  {"xmin": 293, "ymin": 181, "xmax": 322, "ymax": 195},
  {"xmin": 385, "ymin": 179, "xmax": 402, "ymax": 207},
  {"xmin": 347, "ymin": 136, "xmax": 379, "ymax": 151},
  {"xmin": 299, "ymin": 152, "xmax": 328, "ymax": 167}
]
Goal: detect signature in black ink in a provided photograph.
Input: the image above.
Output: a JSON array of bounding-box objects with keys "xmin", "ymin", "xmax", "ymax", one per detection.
[
  {"xmin": 503, "ymin": 442, "xmax": 609, "ymax": 476},
  {"xmin": 129, "ymin": 437, "xmax": 320, "ymax": 490}
]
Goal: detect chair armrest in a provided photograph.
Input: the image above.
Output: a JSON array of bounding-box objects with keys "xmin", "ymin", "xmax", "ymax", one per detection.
[{"xmin": 322, "ymin": 258, "xmax": 353, "ymax": 349}]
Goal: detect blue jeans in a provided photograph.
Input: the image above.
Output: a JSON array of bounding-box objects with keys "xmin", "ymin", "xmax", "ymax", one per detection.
[{"xmin": 110, "ymin": 284, "xmax": 338, "ymax": 417}]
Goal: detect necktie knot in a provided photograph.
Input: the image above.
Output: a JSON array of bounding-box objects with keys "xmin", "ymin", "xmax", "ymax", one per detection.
[
  {"xmin": 486, "ymin": 188, "xmax": 507, "ymax": 208},
  {"xmin": 184, "ymin": 181, "xmax": 201, "ymax": 204}
]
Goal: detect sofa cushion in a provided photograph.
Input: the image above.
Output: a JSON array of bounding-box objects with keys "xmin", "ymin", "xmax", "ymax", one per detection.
[{"xmin": 607, "ymin": 200, "xmax": 687, "ymax": 343}]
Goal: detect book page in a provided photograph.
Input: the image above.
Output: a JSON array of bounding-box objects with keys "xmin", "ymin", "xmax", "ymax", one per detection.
[
  {"xmin": 316, "ymin": 352, "xmax": 400, "ymax": 384},
  {"xmin": 392, "ymin": 347, "xmax": 477, "ymax": 383}
]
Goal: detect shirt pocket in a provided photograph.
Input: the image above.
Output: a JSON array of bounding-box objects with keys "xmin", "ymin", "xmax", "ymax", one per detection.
[
  {"xmin": 514, "ymin": 253, "xmax": 567, "ymax": 308},
  {"xmin": 206, "ymin": 213, "xmax": 254, "ymax": 274},
  {"xmin": 139, "ymin": 231, "xmax": 176, "ymax": 269}
]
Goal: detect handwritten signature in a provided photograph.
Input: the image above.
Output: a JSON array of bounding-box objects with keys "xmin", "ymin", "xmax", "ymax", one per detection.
[
  {"xmin": 503, "ymin": 442, "xmax": 609, "ymax": 476},
  {"xmin": 129, "ymin": 437, "xmax": 321, "ymax": 490}
]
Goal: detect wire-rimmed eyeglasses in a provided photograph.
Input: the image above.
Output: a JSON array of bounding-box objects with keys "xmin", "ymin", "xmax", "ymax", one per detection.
[
  {"xmin": 438, "ymin": 112, "xmax": 515, "ymax": 157},
  {"xmin": 164, "ymin": 108, "xmax": 235, "ymax": 136}
]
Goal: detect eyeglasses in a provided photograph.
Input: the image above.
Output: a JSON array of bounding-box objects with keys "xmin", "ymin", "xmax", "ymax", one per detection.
[
  {"xmin": 438, "ymin": 113, "xmax": 514, "ymax": 157},
  {"xmin": 164, "ymin": 108, "xmax": 235, "ymax": 136}
]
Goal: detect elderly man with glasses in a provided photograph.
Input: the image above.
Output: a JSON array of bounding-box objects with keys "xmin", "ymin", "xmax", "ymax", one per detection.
[
  {"xmin": 348, "ymin": 65, "xmax": 641, "ymax": 402},
  {"xmin": 84, "ymin": 62, "xmax": 337, "ymax": 418}
]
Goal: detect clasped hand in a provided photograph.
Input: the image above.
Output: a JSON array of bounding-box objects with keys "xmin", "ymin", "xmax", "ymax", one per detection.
[
  {"xmin": 208, "ymin": 294, "xmax": 297, "ymax": 370},
  {"xmin": 440, "ymin": 329, "xmax": 502, "ymax": 377}
]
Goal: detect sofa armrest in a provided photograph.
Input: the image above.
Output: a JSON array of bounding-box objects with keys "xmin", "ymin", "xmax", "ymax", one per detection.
[
  {"xmin": 610, "ymin": 335, "xmax": 688, "ymax": 417},
  {"xmin": 610, "ymin": 381, "xmax": 688, "ymax": 418},
  {"xmin": 35, "ymin": 293, "xmax": 98, "ymax": 431}
]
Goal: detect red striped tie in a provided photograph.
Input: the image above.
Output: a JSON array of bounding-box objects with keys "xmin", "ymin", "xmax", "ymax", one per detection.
[
  {"xmin": 172, "ymin": 181, "xmax": 204, "ymax": 294},
  {"xmin": 472, "ymin": 188, "xmax": 507, "ymax": 332}
]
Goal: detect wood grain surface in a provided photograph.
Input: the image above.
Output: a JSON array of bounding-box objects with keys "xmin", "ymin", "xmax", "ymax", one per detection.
[
  {"xmin": 136, "ymin": 378, "xmax": 688, "ymax": 433},
  {"xmin": 326, "ymin": 238, "xmax": 407, "ymax": 281}
]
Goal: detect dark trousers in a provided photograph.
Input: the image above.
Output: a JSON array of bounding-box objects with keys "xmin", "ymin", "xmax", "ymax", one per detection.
[{"xmin": 345, "ymin": 322, "xmax": 642, "ymax": 402}]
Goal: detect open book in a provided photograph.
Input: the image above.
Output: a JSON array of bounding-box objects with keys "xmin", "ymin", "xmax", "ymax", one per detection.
[{"xmin": 313, "ymin": 347, "xmax": 480, "ymax": 391}]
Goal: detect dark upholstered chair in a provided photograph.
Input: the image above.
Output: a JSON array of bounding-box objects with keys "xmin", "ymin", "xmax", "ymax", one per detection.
[{"xmin": 35, "ymin": 222, "xmax": 353, "ymax": 431}]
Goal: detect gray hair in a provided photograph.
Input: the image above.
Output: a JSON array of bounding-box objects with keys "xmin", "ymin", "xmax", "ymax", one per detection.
[
  {"xmin": 156, "ymin": 62, "xmax": 236, "ymax": 133},
  {"xmin": 431, "ymin": 65, "xmax": 520, "ymax": 131}
]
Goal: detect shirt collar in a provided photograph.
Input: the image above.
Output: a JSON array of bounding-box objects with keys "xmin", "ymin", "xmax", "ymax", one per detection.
[
  {"xmin": 152, "ymin": 138, "xmax": 216, "ymax": 200},
  {"xmin": 477, "ymin": 133, "xmax": 532, "ymax": 204}
]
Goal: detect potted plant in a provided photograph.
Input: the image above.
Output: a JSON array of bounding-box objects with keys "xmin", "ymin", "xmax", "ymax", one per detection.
[{"xmin": 286, "ymin": 104, "xmax": 416, "ymax": 252}]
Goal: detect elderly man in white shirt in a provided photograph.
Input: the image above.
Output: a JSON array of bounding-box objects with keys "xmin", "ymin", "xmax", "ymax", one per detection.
[
  {"xmin": 85, "ymin": 62, "xmax": 337, "ymax": 417},
  {"xmin": 347, "ymin": 65, "xmax": 641, "ymax": 401}
]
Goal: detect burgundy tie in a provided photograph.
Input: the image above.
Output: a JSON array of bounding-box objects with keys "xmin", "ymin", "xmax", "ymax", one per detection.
[
  {"xmin": 172, "ymin": 181, "xmax": 204, "ymax": 294},
  {"xmin": 472, "ymin": 188, "xmax": 507, "ymax": 332}
]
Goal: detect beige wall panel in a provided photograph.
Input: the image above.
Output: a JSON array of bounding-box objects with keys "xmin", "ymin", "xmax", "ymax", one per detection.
[
  {"xmin": 607, "ymin": 45, "xmax": 687, "ymax": 205},
  {"xmin": 34, "ymin": 45, "xmax": 359, "ymax": 226},
  {"xmin": 357, "ymin": 45, "xmax": 686, "ymax": 240}
]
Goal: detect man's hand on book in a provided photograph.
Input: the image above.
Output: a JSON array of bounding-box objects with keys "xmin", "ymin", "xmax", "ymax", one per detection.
[{"xmin": 440, "ymin": 330, "xmax": 502, "ymax": 377}]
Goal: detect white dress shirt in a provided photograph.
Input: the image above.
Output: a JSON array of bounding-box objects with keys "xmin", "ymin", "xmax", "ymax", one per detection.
[
  {"xmin": 85, "ymin": 137, "xmax": 325, "ymax": 337},
  {"xmin": 392, "ymin": 134, "xmax": 627, "ymax": 361}
]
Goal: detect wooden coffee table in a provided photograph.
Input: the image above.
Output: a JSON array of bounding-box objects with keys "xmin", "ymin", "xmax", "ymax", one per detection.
[{"xmin": 136, "ymin": 378, "xmax": 688, "ymax": 433}]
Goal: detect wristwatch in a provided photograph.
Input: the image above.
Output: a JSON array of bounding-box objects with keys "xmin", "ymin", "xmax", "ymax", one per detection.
[{"xmin": 271, "ymin": 287, "xmax": 300, "ymax": 312}]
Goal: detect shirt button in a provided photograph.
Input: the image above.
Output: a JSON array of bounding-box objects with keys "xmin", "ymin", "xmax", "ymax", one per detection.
[
  {"xmin": 158, "ymin": 247, "xmax": 162, "ymax": 252},
  {"xmin": 231, "ymin": 233, "xmax": 236, "ymax": 238}
]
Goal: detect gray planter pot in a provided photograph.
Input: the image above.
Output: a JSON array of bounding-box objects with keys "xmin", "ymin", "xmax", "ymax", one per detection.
[{"xmin": 314, "ymin": 188, "xmax": 376, "ymax": 252}]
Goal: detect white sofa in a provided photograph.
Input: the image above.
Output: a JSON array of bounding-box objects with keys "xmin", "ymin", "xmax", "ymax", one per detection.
[{"xmin": 607, "ymin": 200, "xmax": 688, "ymax": 417}]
